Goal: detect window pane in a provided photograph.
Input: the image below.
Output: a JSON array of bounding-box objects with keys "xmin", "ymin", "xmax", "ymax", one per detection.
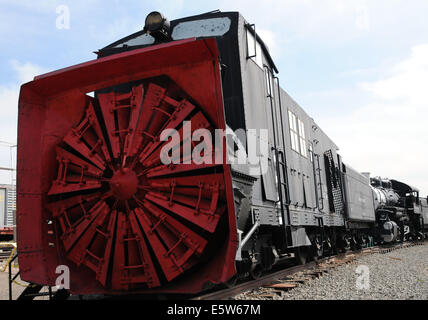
[
  {"xmin": 247, "ymin": 29, "xmax": 263, "ymax": 68},
  {"xmin": 291, "ymin": 132, "xmax": 298, "ymax": 151},
  {"xmin": 290, "ymin": 132, "xmax": 295, "ymax": 150},
  {"xmin": 288, "ymin": 111, "xmax": 294, "ymax": 130},
  {"xmin": 298, "ymin": 120, "xmax": 306, "ymax": 139},
  {"xmin": 300, "ymin": 138, "xmax": 307, "ymax": 157},
  {"xmin": 115, "ymin": 33, "xmax": 154, "ymax": 47},
  {"xmin": 294, "ymin": 133, "xmax": 299, "ymax": 152},
  {"xmin": 289, "ymin": 111, "xmax": 296, "ymax": 151},
  {"xmin": 255, "ymin": 42, "xmax": 263, "ymax": 67},
  {"xmin": 265, "ymin": 69, "xmax": 271, "ymax": 96},
  {"xmin": 247, "ymin": 29, "xmax": 256, "ymax": 57},
  {"xmin": 172, "ymin": 17, "xmax": 231, "ymax": 40}
]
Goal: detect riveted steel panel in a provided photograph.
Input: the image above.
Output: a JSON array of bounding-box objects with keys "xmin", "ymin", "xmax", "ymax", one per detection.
[{"xmin": 344, "ymin": 165, "xmax": 376, "ymax": 222}]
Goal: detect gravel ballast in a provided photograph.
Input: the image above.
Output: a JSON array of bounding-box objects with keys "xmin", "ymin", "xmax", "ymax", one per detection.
[{"xmin": 235, "ymin": 243, "xmax": 428, "ymax": 300}]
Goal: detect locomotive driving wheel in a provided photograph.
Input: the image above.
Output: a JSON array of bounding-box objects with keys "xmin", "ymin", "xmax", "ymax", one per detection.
[
  {"xmin": 249, "ymin": 265, "xmax": 262, "ymax": 280},
  {"xmin": 338, "ymin": 234, "xmax": 351, "ymax": 253},
  {"xmin": 294, "ymin": 246, "xmax": 308, "ymax": 265},
  {"xmin": 47, "ymin": 82, "xmax": 228, "ymax": 291},
  {"xmin": 310, "ymin": 235, "xmax": 324, "ymax": 261}
]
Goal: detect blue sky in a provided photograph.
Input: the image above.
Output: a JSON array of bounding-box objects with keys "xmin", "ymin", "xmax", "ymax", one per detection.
[{"xmin": 1, "ymin": 0, "xmax": 428, "ymax": 194}]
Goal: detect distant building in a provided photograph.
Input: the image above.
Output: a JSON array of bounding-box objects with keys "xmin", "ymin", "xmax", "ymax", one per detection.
[{"xmin": 0, "ymin": 184, "xmax": 16, "ymax": 227}]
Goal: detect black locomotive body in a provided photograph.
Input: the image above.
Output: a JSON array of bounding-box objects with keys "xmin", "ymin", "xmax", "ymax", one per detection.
[
  {"xmin": 98, "ymin": 10, "xmax": 427, "ymax": 279},
  {"xmin": 371, "ymin": 177, "xmax": 426, "ymax": 242}
]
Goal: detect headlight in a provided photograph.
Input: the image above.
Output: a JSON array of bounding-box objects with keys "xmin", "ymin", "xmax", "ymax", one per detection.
[
  {"xmin": 144, "ymin": 11, "xmax": 170, "ymax": 40},
  {"xmin": 383, "ymin": 221, "xmax": 393, "ymax": 231}
]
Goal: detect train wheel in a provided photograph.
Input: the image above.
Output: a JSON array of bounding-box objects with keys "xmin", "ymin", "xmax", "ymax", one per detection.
[
  {"xmin": 359, "ymin": 235, "xmax": 367, "ymax": 248},
  {"xmin": 338, "ymin": 234, "xmax": 350, "ymax": 253},
  {"xmin": 249, "ymin": 265, "xmax": 262, "ymax": 280},
  {"xmin": 294, "ymin": 247, "xmax": 308, "ymax": 265},
  {"xmin": 310, "ymin": 236, "xmax": 323, "ymax": 262},
  {"xmin": 224, "ymin": 276, "xmax": 238, "ymax": 288},
  {"xmin": 324, "ymin": 236, "xmax": 333, "ymax": 256},
  {"xmin": 350, "ymin": 236, "xmax": 360, "ymax": 251}
]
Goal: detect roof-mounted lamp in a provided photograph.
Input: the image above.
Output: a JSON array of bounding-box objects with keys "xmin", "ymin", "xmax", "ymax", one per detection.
[{"xmin": 143, "ymin": 11, "xmax": 171, "ymax": 41}]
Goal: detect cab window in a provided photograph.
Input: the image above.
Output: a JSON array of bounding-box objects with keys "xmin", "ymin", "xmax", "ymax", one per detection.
[{"xmin": 288, "ymin": 111, "xmax": 299, "ymax": 152}]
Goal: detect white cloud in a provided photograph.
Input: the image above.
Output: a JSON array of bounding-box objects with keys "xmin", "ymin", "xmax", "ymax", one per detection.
[
  {"xmin": 355, "ymin": 3, "xmax": 370, "ymax": 31},
  {"xmin": 218, "ymin": 0, "xmax": 428, "ymax": 50},
  {"xmin": 219, "ymin": 0, "xmax": 359, "ymax": 39},
  {"xmin": 257, "ymin": 28, "xmax": 279, "ymax": 60},
  {"xmin": 0, "ymin": 60, "xmax": 47, "ymax": 185},
  {"xmin": 0, "ymin": 85, "xmax": 19, "ymax": 143},
  {"xmin": 0, "ymin": 84, "xmax": 18, "ymax": 184},
  {"xmin": 317, "ymin": 44, "xmax": 428, "ymax": 195},
  {"xmin": 363, "ymin": 45, "xmax": 428, "ymax": 103},
  {"xmin": 0, "ymin": 0, "xmax": 103, "ymax": 13},
  {"xmin": 9, "ymin": 60, "xmax": 48, "ymax": 83},
  {"xmin": 0, "ymin": 60, "xmax": 48, "ymax": 130},
  {"xmin": 153, "ymin": 0, "xmax": 184, "ymax": 20}
]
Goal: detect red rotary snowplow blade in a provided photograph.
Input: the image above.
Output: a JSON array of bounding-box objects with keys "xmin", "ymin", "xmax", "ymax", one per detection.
[{"xmin": 17, "ymin": 38, "xmax": 237, "ymax": 295}]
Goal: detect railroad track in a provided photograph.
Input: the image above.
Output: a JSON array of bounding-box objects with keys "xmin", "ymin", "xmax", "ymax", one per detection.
[
  {"xmin": 0, "ymin": 242, "xmax": 16, "ymax": 262},
  {"xmin": 0, "ymin": 252, "xmax": 12, "ymax": 260},
  {"xmin": 193, "ymin": 240, "xmax": 426, "ymax": 300},
  {"xmin": 0, "ymin": 243, "xmax": 15, "ymax": 262}
]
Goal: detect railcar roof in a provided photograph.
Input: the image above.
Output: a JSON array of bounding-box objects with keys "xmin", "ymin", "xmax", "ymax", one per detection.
[
  {"xmin": 391, "ymin": 179, "xmax": 419, "ymax": 193},
  {"xmin": 100, "ymin": 11, "xmax": 278, "ymax": 73}
]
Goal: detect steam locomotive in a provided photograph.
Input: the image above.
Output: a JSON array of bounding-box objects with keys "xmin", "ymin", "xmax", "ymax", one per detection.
[
  {"xmin": 371, "ymin": 177, "xmax": 426, "ymax": 243},
  {"xmin": 17, "ymin": 10, "xmax": 428, "ymax": 296}
]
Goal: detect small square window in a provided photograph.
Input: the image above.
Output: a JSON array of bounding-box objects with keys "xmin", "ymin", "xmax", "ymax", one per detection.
[
  {"xmin": 265, "ymin": 68, "xmax": 273, "ymax": 97},
  {"xmin": 288, "ymin": 111, "xmax": 299, "ymax": 152},
  {"xmin": 298, "ymin": 120, "xmax": 307, "ymax": 158},
  {"xmin": 246, "ymin": 28, "xmax": 263, "ymax": 68}
]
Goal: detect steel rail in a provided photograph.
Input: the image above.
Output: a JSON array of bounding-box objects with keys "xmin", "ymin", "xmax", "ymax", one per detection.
[
  {"xmin": 192, "ymin": 257, "xmax": 331, "ymax": 300},
  {"xmin": 191, "ymin": 245, "xmax": 382, "ymax": 300},
  {"xmin": 193, "ymin": 241, "xmax": 426, "ymax": 300}
]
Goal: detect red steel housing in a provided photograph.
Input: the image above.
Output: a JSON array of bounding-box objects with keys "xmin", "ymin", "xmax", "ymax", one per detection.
[{"xmin": 17, "ymin": 38, "xmax": 237, "ymax": 294}]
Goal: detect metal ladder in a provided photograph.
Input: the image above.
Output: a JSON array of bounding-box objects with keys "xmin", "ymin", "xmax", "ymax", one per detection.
[
  {"xmin": 314, "ymin": 154, "xmax": 325, "ymax": 211},
  {"xmin": 269, "ymin": 75, "xmax": 292, "ymax": 247}
]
